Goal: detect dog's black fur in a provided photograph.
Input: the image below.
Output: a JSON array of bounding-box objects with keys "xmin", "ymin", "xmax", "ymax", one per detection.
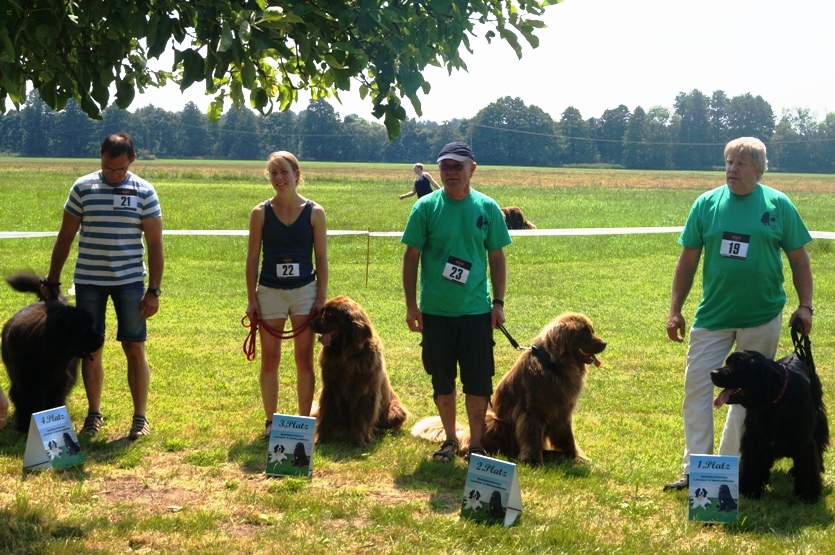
[
  {"xmin": 63, "ymin": 432, "xmax": 81, "ymax": 456},
  {"xmin": 711, "ymin": 349, "xmax": 829, "ymax": 503},
  {"xmin": 716, "ymin": 484, "xmax": 737, "ymax": 512},
  {"xmin": 1, "ymin": 273, "xmax": 103, "ymax": 432}
]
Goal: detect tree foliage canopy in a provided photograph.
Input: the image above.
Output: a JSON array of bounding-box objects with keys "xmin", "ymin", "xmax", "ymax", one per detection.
[{"xmin": 1, "ymin": 0, "xmax": 559, "ymax": 138}]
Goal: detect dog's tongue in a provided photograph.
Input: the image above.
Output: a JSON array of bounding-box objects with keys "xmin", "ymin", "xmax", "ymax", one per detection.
[
  {"xmin": 714, "ymin": 389, "xmax": 732, "ymax": 409},
  {"xmin": 592, "ymin": 355, "xmax": 601, "ymax": 367},
  {"xmin": 318, "ymin": 332, "xmax": 332, "ymax": 347}
]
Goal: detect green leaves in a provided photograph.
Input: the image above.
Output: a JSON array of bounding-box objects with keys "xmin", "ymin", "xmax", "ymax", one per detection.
[{"xmin": 0, "ymin": 0, "xmax": 551, "ymax": 138}]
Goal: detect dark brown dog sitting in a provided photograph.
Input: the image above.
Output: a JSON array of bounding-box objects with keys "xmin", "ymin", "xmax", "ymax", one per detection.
[
  {"xmin": 412, "ymin": 312, "xmax": 606, "ymax": 465},
  {"xmin": 501, "ymin": 206, "xmax": 537, "ymax": 230},
  {"xmin": 309, "ymin": 296, "xmax": 408, "ymax": 446}
]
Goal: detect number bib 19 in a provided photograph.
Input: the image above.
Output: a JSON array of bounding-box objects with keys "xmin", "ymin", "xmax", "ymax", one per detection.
[
  {"xmin": 112, "ymin": 188, "xmax": 138, "ymax": 211},
  {"xmin": 720, "ymin": 231, "xmax": 750, "ymax": 260},
  {"xmin": 276, "ymin": 257, "xmax": 300, "ymax": 278},
  {"xmin": 442, "ymin": 256, "xmax": 472, "ymax": 285}
]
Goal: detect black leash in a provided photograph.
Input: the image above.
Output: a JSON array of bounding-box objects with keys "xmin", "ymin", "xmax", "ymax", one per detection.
[
  {"xmin": 498, "ymin": 324, "xmax": 560, "ymax": 369},
  {"xmin": 498, "ymin": 324, "xmax": 524, "ymax": 350},
  {"xmin": 790, "ymin": 318, "xmax": 814, "ymax": 369}
]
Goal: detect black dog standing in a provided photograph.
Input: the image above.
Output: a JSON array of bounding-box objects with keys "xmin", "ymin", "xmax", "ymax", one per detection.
[
  {"xmin": 711, "ymin": 331, "xmax": 829, "ymax": 503},
  {"xmin": 2, "ymin": 273, "xmax": 103, "ymax": 432}
]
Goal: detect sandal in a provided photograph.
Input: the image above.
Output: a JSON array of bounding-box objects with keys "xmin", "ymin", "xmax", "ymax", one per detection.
[
  {"xmin": 465, "ymin": 445, "xmax": 487, "ymax": 462},
  {"xmin": 261, "ymin": 419, "xmax": 272, "ymax": 441},
  {"xmin": 432, "ymin": 439, "xmax": 460, "ymax": 462}
]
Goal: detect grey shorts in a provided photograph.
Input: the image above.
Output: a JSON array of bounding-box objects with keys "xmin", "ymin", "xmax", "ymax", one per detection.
[{"xmin": 420, "ymin": 312, "xmax": 495, "ymax": 397}]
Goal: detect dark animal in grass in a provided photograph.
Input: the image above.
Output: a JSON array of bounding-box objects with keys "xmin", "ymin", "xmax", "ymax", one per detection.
[
  {"xmin": 292, "ymin": 442, "xmax": 309, "ymax": 467},
  {"xmin": 309, "ymin": 296, "xmax": 408, "ymax": 446},
  {"xmin": 1, "ymin": 272, "xmax": 103, "ymax": 432},
  {"xmin": 63, "ymin": 432, "xmax": 81, "ymax": 456},
  {"xmin": 412, "ymin": 312, "xmax": 606, "ymax": 465},
  {"xmin": 486, "ymin": 490, "xmax": 506, "ymax": 519},
  {"xmin": 716, "ymin": 484, "xmax": 738, "ymax": 512},
  {"xmin": 711, "ymin": 349, "xmax": 829, "ymax": 503},
  {"xmin": 501, "ymin": 206, "xmax": 537, "ymax": 230}
]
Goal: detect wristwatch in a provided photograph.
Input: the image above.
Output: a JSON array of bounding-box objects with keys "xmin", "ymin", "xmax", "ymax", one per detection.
[
  {"xmin": 147, "ymin": 287, "xmax": 162, "ymax": 297},
  {"xmin": 800, "ymin": 304, "xmax": 814, "ymax": 315}
]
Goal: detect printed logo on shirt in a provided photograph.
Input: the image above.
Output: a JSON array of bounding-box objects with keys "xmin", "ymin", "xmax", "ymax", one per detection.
[{"xmin": 760, "ymin": 211, "xmax": 776, "ymax": 228}]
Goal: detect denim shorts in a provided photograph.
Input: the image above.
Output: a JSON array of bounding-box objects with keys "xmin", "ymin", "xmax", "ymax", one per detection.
[
  {"xmin": 75, "ymin": 282, "xmax": 147, "ymax": 342},
  {"xmin": 420, "ymin": 312, "xmax": 495, "ymax": 397}
]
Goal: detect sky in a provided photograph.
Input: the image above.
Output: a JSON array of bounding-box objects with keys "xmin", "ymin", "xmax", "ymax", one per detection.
[{"xmin": 131, "ymin": 0, "xmax": 835, "ymax": 124}]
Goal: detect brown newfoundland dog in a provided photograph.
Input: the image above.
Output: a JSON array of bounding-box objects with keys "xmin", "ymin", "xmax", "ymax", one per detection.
[
  {"xmin": 501, "ymin": 206, "xmax": 537, "ymax": 230},
  {"xmin": 412, "ymin": 312, "xmax": 606, "ymax": 465},
  {"xmin": 2, "ymin": 273, "xmax": 103, "ymax": 432},
  {"xmin": 309, "ymin": 296, "xmax": 408, "ymax": 446}
]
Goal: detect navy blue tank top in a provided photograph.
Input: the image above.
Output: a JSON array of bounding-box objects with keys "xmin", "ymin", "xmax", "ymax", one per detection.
[
  {"xmin": 415, "ymin": 174, "xmax": 433, "ymax": 198},
  {"xmin": 259, "ymin": 200, "xmax": 316, "ymax": 289}
]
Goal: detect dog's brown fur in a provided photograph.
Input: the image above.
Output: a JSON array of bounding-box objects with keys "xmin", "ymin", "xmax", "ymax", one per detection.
[
  {"xmin": 501, "ymin": 206, "xmax": 537, "ymax": 230},
  {"xmin": 309, "ymin": 296, "xmax": 408, "ymax": 446},
  {"xmin": 412, "ymin": 312, "xmax": 605, "ymax": 465}
]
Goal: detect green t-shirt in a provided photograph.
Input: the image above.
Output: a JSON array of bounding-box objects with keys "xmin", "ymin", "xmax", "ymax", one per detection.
[
  {"xmin": 401, "ymin": 189, "xmax": 511, "ymax": 316},
  {"xmin": 679, "ymin": 183, "xmax": 812, "ymax": 330}
]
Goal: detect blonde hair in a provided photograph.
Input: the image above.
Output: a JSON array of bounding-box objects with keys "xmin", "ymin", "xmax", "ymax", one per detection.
[
  {"xmin": 413, "ymin": 163, "xmax": 424, "ymax": 171},
  {"xmin": 724, "ymin": 137, "xmax": 768, "ymax": 176},
  {"xmin": 266, "ymin": 151, "xmax": 303, "ymax": 184}
]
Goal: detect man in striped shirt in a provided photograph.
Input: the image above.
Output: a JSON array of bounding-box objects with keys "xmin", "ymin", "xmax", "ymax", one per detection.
[{"xmin": 43, "ymin": 133, "xmax": 164, "ymax": 441}]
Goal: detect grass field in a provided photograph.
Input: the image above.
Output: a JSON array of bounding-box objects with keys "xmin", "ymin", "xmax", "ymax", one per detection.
[{"xmin": 1, "ymin": 158, "xmax": 834, "ymax": 554}]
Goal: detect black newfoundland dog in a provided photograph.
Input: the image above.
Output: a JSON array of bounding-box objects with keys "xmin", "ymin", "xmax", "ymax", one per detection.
[
  {"xmin": 711, "ymin": 348, "xmax": 829, "ymax": 503},
  {"xmin": 1, "ymin": 273, "xmax": 103, "ymax": 432}
]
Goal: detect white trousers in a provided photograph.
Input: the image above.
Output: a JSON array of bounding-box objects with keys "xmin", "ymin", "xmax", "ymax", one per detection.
[{"xmin": 681, "ymin": 313, "xmax": 782, "ymax": 474}]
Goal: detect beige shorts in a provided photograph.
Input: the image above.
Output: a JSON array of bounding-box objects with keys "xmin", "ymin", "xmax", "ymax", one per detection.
[{"xmin": 256, "ymin": 281, "xmax": 318, "ymax": 319}]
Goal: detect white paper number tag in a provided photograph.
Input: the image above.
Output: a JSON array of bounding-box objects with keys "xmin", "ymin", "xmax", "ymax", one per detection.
[
  {"xmin": 276, "ymin": 258, "xmax": 300, "ymax": 279},
  {"xmin": 720, "ymin": 232, "xmax": 750, "ymax": 260},
  {"xmin": 113, "ymin": 188, "xmax": 138, "ymax": 211},
  {"xmin": 442, "ymin": 256, "xmax": 472, "ymax": 285}
]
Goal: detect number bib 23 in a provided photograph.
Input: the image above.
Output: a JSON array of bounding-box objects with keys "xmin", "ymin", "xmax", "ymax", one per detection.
[{"xmin": 442, "ymin": 256, "xmax": 472, "ymax": 285}]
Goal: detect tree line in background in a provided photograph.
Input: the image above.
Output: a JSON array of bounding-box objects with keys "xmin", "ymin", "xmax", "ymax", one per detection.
[{"xmin": 1, "ymin": 89, "xmax": 834, "ymax": 173}]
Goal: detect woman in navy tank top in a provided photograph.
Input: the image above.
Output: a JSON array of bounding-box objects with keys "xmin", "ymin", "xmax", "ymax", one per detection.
[
  {"xmin": 397, "ymin": 162, "xmax": 440, "ymax": 200},
  {"xmin": 246, "ymin": 151, "xmax": 329, "ymax": 439}
]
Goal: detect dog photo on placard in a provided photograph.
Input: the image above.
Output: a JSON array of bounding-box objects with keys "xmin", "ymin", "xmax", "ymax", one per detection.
[
  {"xmin": 711, "ymin": 341, "xmax": 829, "ymax": 503},
  {"xmin": 1, "ymin": 272, "xmax": 104, "ymax": 432},
  {"xmin": 292, "ymin": 442, "xmax": 310, "ymax": 467},
  {"xmin": 309, "ymin": 296, "xmax": 409, "ymax": 446},
  {"xmin": 690, "ymin": 487, "xmax": 711, "ymax": 510},
  {"xmin": 412, "ymin": 312, "xmax": 606, "ymax": 465},
  {"xmin": 716, "ymin": 484, "xmax": 738, "ymax": 512}
]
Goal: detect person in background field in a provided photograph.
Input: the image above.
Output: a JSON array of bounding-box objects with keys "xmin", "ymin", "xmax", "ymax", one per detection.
[
  {"xmin": 398, "ymin": 163, "xmax": 440, "ymax": 200},
  {"xmin": 43, "ymin": 132, "xmax": 164, "ymax": 441},
  {"xmin": 402, "ymin": 141, "xmax": 511, "ymax": 462},
  {"xmin": 663, "ymin": 136, "xmax": 814, "ymax": 491},
  {"xmin": 246, "ymin": 151, "xmax": 328, "ymax": 440}
]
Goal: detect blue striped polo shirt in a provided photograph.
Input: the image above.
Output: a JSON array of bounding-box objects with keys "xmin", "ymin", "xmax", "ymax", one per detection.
[{"xmin": 65, "ymin": 170, "xmax": 162, "ymax": 286}]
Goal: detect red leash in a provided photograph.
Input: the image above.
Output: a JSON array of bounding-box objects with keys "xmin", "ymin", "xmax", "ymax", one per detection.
[{"xmin": 242, "ymin": 313, "xmax": 315, "ymax": 361}]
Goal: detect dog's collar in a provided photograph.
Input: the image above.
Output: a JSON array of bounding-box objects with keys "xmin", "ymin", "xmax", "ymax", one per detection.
[
  {"xmin": 772, "ymin": 360, "xmax": 790, "ymax": 405},
  {"xmin": 530, "ymin": 344, "xmax": 559, "ymax": 370}
]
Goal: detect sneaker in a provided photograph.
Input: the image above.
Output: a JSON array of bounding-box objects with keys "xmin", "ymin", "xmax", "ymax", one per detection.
[
  {"xmin": 128, "ymin": 415, "xmax": 151, "ymax": 440},
  {"xmin": 663, "ymin": 474, "xmax": 689, "ymax": 491},
  {"xmin": 80, "ymin": 413, "xmax": 104, "ymax": 437}
]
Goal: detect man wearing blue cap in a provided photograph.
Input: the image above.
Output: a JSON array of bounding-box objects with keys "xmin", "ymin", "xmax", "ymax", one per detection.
[{"xmin": 402, "ymin": 141, "xmax": 511, "ymax": 462}]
